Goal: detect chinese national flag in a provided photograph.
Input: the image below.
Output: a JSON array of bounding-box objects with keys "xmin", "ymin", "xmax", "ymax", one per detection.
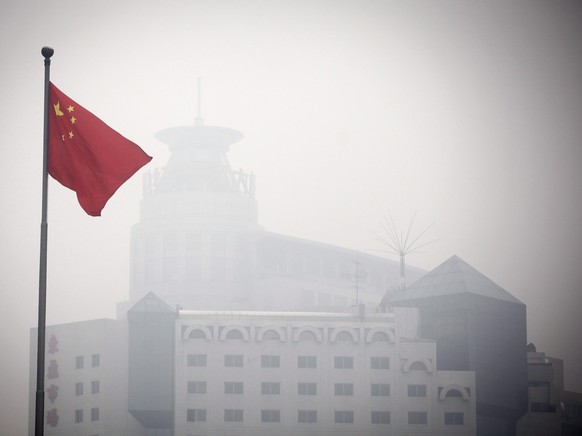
[{"xmin": 48, "ymin": 82, "xmax": 152, "ymax": 216}]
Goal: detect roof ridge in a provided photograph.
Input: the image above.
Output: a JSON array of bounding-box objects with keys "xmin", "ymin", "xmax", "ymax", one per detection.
[{"xmin": 389, "ymin": 255, "xmax": 523, "ymax": 305}]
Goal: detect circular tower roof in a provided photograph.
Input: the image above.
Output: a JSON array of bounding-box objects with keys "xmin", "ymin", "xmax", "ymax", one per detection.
[{"xmin": 156, "ymin": 125, "xmax": 243, "ymax": 152}]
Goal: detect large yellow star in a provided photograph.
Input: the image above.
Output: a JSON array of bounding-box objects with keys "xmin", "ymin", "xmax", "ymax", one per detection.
[
  {"xmin": 67, "ymin": 105, "xmax": 74, "ymax": 113},
  {"xmin": 53, "ymin": 102, "xmax": 64, "ymax": 117}
]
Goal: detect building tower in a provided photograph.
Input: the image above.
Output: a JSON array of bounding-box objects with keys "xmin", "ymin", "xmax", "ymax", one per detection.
[
  {"xmin": 129, "ymin": 109, "xmax": 261, "ymax": 310},
  {"xmin": 389, "ymin": 255, "xmax": 528, "ymax": 436}
]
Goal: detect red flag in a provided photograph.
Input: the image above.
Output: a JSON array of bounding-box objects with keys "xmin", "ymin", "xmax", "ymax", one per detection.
[{"xmin": 48, "ymin": 82, "xmax": 152, "ymax": 216}]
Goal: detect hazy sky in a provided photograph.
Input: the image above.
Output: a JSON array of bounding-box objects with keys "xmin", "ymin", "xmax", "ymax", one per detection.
[{"xmin": 2, "ymin": 1, "xmax": 582, "ymax": 433}]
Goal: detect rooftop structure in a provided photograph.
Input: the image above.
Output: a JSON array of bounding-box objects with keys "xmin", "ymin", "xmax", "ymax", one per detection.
[{"xmin": 389, "ymin": 255, "xmax": 528, "ymax": 436}]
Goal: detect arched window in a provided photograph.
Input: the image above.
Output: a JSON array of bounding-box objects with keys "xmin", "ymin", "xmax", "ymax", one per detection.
[
  {"xmin": 293, "ymin": 327, "xmax": 322, "ymax": 343},
  {"xmin": 365, "ymin": 327, "xmax": 395, "ymax": 344},
  {"xmin": 183, "ymin": 325, "xmax": 212, "ymax": 341},
  {"xmin": 439, "ymin": 385, "xmax": 470, "ymax": 401},
  {"xmin": 262, "ymin": 330, "xmax": 281, "ymax": 341},
  {"xmin": 409, "ymin": 361, "xmax": 428, "ymax": 371},
  {"xmin": 335, "ymin": 331, "xmax": 354, "ymax": 342},
  {"xmin": 371, "ymin": 331, "xmax": 390, "ymax": 342},
  {"xmin": 330, "ymin": 328, "xmax": 358, "ymax": 343},
  {"xmin": 446, "ymin": 389, "xmax": 464, "ymax": 398},
  {"xmin": 299, "ymin": 330, "xmax": 318, "ymax": 341},
  {"xmin": 402, "ymin": 358, "xmax": 433, "ymax": 373},
  {"xmin": 219, "ymin": 326, "xmax": 249, "ymax": 342},
  {"xmin": 225, "ymin": 329, "xmax": 244, "ymax": 340},
  {"xmin": 189, "ymin": 329, "xmax": 207, "ymax": 340}
]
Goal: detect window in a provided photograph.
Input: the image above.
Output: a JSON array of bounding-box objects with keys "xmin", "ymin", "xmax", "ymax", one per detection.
[
  {"xmin": 74, "ymin": 409, "xmax": 83, "ymax": 424},
  {"xmin": 371, "ymin": 411, "xmax": 390, "ymax": 424},
  {"xmin": 225, "ymin": 329, "xmax": 244, "ymax": 340},
  {"xmin": 371, "ymin": 356, "xmax": 389, "ymax": 369},
  {"xmin": 261, "ymin": 382, "xmax": 280, "ymax": 394},
  {"xmin": 298, "ymin": 355, "xmax": 317, "ymax": 368},
  {"xmin": 75, "ymin": 356, "xmax": 84, "ymax": 369},
  {"xmin": 225, "ymin": 354, "xmax": 243, "ymax": 367},
  {"xmin": 187, "ymin": 409, "xmax": 207, "ymax": 422},
  {"xmin": 371, "ymin": 383, "xmax": 390, "ymax": 396},
  {"xmin": 75, "ymin": 382, "xmax": 83, "ymax": 396},
  {"xmin": 298, "ymin": 382, "xmax": 317, "ymax": 395},
  {"xmin": 298, "ymin": 330, "xmax": 318, "ymax": 341},
  {"xmin": 334, "ymin": 356, "xmax": 353, "ymax": 369},
  {"xmin": 225, "ymin": 409, "xmax": 243, "ymax": 422},
  {"xmin": 445, "ymin": 389, "xmax": 464, "ymax": 398},
  {"xmin": 408, "ymin": 411, "xmax": 428, "ymax": 424},
  {"xmin": 261, "ymin": 409, "xmax": 280, "ymax": 423},
  {"xmin": 371, "ymin": 331, "xmax": 390, "ymax": 342},
  {"xmin": 91, "ymin": 407, "xmax": 99, "ymax": 422},
  {"xmin": 262, "ymin": 330, "xmax": 281, "ymax": 341},
  {"xmin": 408, "ymin": 384, "xmax": 427, "ymax": 397},
  {"xmin": 188, "ymin": 381, "xmax": 207, "ymax": 394},
  {"xmin": 261, "ymin": 355, "xmax": 280, "ymax": 368},
  {"xmin": 335, "ymin": 331, "xmax": 354, "ymax": 342},
  {"xmin": 334, "ymin": 411, "xmax": 354, "ymax": 423},
  {"xmin": 224, "ymin": 382, "xmax": 244, "ymax": 394},
  {"xmin": 91, "ymin": 354, "xmax": 100, "ymax": 367},
  {"xmin": 410, "ymin": 361, "xmax": 428, "ymax": 371},
  {"xmin": 334, "ymin": 383, "xmax": 354, "ymax": 396},
  {"xmin": 444, "ymin": 412, "xmax": 464, "ymax": 425},
  {"xmin": 187, "ymin": 354, "xmax": 207, "ymax": 367},
  {"xmin": 298, "ymin": 410, "xmax": 317, "ymax": 423},
  {"xmin": 91, "ymin": 380, "xmax": 100, "ymax": 394},
  {"xmin": 189, "ymin": 329, "xmax": 207, "ymax": 339}
]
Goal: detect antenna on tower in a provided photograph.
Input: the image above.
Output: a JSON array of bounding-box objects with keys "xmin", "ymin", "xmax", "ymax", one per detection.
[
  {"xmin": 195, "ymin": 76, "xmax": 204, "ymax": 126},
  {"xmin": 372, "ymin": 211, "xmax": 437, "ymax": 289},
  {"xmin": 343, "ymin": 258, "xmax": 367, "ymax": 307}
]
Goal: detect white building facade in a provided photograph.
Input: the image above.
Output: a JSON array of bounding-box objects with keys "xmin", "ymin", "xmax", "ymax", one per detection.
[
  {"xmin": 30, "ymin": 296, "xmax": 476, "ymax": 436},
  {"xmin": 174, "ymin": 307, "xmax": 476, "ymax": 436},
  {"xmin": 29, "ymin": 319, "xmax": 143, "ymax": 436}
]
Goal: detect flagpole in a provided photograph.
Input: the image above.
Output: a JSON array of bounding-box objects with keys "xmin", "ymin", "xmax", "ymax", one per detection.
[{"xmin": 35, "ymin": 46, "xmax": 53, "ymax": 436}]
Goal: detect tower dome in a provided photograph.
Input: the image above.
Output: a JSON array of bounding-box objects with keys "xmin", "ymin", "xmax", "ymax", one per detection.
[{"xmin": 129, "ymin": 117, "xmax": 260, "ymax": 309}]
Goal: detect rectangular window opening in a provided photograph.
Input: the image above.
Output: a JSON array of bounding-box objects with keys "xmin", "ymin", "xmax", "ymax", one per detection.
[
  {"xmin": 261, "ymin": 355, "xmax": 280, "ymax": 368},
  {"xmin": 187, "ymin": 409, "xmax": 207, "ymax": 423},
  {"xmin": 334, "ymin": 356, "xmax": 353, "ymax": 369},
  {"xmin": 298, "ymin": 410, "xmax": 317, "ymax": 423},
  {"xmin": 187, "ymin": 354, "xmax": 207, "ymax": 367},
  {"xmin": 371, "ymin": 411, "xmax": 390, "ymax": 424}
]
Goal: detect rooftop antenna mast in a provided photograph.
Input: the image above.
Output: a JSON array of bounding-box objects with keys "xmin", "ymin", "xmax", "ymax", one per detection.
[
  {"xmin": 195, "ymin": 76, "xmax": 204, "ymax": 126},
  {"xmin": 373, "ymin": 211, "xmax": 436, "ymax": 289},
  {"xmin": 343, "ymin": 258, "xmax": 367, "ymax": 307}
]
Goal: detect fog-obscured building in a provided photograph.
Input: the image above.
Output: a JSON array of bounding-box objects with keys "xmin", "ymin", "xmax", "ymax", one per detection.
[
  {"xmin": 31, "ymin": 293, "xmax": 477, "ymax": 436},
  {"xmin": 388, "ymin": 255, "xmax": 528, "ymax": 436},
  {"xmin": 28, "ymin": 319, "xmax": 144, "ymax": 436},
  {"xmin": 516, "ymin": 344, "xmax": 582, "ymax": 436},
  {"xmin": 126, "ymin": 116, "xmax": 423, "ymax": 314}
]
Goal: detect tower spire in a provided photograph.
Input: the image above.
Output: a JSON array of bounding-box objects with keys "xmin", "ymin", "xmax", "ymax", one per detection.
[{"xmin": 195, "ymin": 76, "xmax": 204, "ymax": 126}]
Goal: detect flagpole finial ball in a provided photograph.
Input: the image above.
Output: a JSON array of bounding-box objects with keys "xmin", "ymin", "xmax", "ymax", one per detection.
[{"xmin": 41, "ymin": 47, "xmax": 54, "ymax": 59}]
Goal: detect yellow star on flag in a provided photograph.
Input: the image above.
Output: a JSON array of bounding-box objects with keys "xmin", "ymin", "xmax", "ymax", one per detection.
[
  {"xmin": 67, "ymin": 105, "xmax": 74, "ymax": 113},
  {"xmin": 53, "ymin": 102, "xmax": 64, "ymax": 117}
]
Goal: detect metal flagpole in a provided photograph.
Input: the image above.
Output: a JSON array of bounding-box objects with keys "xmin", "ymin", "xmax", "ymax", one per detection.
[{"xmin": 35, "ymin": 46, "xmax": 53, "ymax": 436}]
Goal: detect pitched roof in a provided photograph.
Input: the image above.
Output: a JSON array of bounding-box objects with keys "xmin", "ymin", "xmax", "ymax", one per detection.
[
  {"xmin": 129, "ymin": 292, "xmax": 175, "ymax": 313},
  {"xmin": 389, "ymin": 255, "xmax": 524, "ymax": 305}
]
